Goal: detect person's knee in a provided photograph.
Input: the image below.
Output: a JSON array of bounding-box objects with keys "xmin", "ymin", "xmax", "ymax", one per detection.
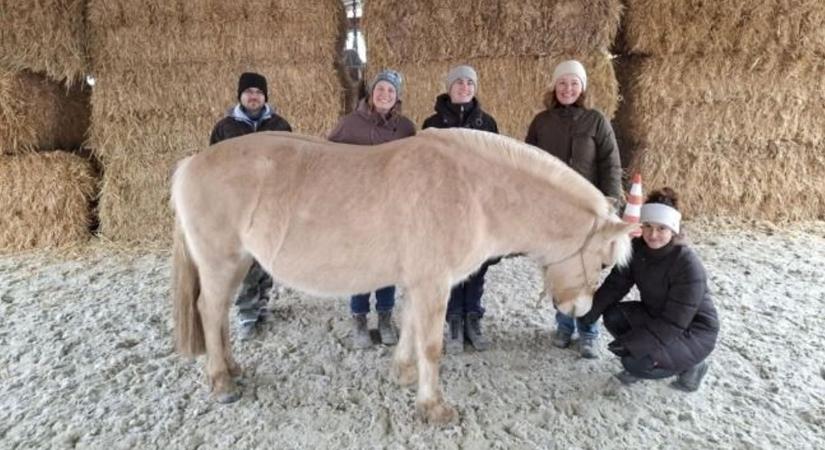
[{"xmin": 602, "ymin": 305, "xmax": 630, "ymax": 337}]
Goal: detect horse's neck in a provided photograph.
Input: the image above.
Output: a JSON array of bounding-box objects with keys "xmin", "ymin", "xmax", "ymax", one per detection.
[{"xmin": 479, "ymin": 167, "xmax": 595, "ymax": 257}]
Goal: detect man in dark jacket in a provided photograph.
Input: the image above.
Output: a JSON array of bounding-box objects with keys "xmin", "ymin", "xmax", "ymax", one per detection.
[
  {"xmin": 422, "ymin": 65, "xmax": 499, "ymax": 355},
  {"xmin": 209, "ymin": 72, "xmax": 292, "ymax": 340}
]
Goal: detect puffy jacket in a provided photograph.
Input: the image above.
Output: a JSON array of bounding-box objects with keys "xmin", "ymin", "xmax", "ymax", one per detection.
[
  {"xmin": 327, "ymin": 99, "xmax": 415, "ymax": 145},
  {"xmin": 583, "ymin": 239, "xmax": 720, "ymax": 372},
  {"xmin": 422, "ymin": 94, "xmax": 498, "ymax": 133},
  {"xmin": 525, "ymin": 106, "xmax": 622, "ymax": 200}
]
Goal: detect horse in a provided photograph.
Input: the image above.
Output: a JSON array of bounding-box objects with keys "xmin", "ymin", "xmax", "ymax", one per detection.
[{"xmin": 170, "ymin": 128, "xmax": 636, "ymax": 424}]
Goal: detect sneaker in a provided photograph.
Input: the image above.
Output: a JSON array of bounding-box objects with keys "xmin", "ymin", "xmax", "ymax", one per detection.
[
  {"xmin": 552, "ymin": 329, "xmax": 572, "ymax": 348},
  {"xmin": 238, "ymin": 321, "xmax": 257, "ymax": 341},
  {"xmin": 258, "ymin": 307, "xmax": 276, "ymax": 324},
  {"xmin": 579, "ymin": 336, "xmax": 598, "ymax": 359},
  {"xmin": 614, "ymin": 370, "xmax": 641, "ymax": 385},
  {"xmin": 671, "ymin": 361, "xmax": 710, "ymax": 392},
  {"xmin": 444, "ymin": 315, "xmax": 464, "ymax": 355},
  {"xmin": 351, "ymin": 313, "xmax": 372, "ymax": 349},
  {"xmin": 377, "ymin": 311, "xmax": 398, "ymax": 345},
  {"xmin": 464, "ymin": 313, "xmax": 491, "ymax": 351}
]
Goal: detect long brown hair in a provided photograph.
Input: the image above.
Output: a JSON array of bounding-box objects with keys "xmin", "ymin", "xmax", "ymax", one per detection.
[{"xmin": 542, "ymin": 89, "xmax": 588, "ymax": 109}]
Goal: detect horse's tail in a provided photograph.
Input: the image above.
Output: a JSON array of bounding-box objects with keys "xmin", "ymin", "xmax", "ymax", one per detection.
[{"xmin": 170, "ymin": 161, "xmax": 206, "ymax": 355}]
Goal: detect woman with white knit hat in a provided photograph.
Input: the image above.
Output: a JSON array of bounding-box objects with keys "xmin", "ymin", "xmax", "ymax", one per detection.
[
  {"xmin": 526, "ymin": 59, "xmax": 623, "ymax": 358},
  {"xmin": 578, "ymin": 188, "xmax": 719, "ymax": 392}
]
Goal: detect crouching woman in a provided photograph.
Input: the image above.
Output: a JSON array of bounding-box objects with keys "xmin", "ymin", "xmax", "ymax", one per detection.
[{"xmin": 578, "ymin": 188, "xmax": 719, "ymax": 391}]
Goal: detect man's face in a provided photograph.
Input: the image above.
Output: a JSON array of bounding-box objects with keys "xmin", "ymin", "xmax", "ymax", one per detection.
[
  {"xmin": 240, "ymin": 87, "xmax": 265, "ymax": 113},
  {"xmin": 448, "ymin": 78, "xmax": 476, "ymax": 104}
]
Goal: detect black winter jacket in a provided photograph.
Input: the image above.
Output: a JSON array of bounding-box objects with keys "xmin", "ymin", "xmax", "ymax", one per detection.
[
  {"xmin": 209, "ymin": 104, "xmax": 292, "ymax": 145},
  {"xmin": 422, "ymin": 94, "xmax": 498, "ymax": 133},
  {"xmin": 582, "ymin": 239, "xmax": 720, "ymax": 372}
]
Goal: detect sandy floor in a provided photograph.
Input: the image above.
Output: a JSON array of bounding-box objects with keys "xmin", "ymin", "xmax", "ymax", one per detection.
[{"xmin": 1, "ymin": 221, "xmax": 824, "ymax": 449}]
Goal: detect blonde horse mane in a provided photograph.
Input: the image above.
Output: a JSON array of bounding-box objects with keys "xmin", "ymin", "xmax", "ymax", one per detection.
[{"xmin": 419, "ymin": 128, "xmax": 610, "ymax": 216}]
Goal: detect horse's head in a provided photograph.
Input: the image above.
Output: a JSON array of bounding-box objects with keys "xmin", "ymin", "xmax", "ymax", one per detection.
[{"xmin": 542, "ymin": 217, "xmax": 637, "ymax": 317}]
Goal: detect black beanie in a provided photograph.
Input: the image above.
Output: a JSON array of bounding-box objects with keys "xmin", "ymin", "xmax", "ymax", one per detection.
[{"xmin": 237, "ymin": 72, "xmax": 268, "ymax": 101}]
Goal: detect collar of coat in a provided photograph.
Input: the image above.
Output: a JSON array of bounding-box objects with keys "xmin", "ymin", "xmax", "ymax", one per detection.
[
  {"xmin": 356, "ymin": 98, "xmax": 402, "ymax": 126},
  {"xmin": 230, "ymin": 103, "xmax": 274, "ymax": 128},
  {"xmin": 433, "ymin": 93, "xmax": 483, "ymax": 126}
]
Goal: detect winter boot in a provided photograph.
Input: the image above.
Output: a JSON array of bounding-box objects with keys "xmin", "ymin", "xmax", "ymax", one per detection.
[
  {"xmin": 377, "ymin": 311, "xmax": 398, "ymax": 345},
  {"xmin": 444, "ymin": 314, "xmax": 464, "ymax": 355},
  {"xmin": 614, "ymin": 370, "xmax": 641, "ymax": 385},
  {"xmin": 552, "ymin": 329, "xmax": 572, "ymax": 348},
  {"xmin": 464, "ymin": 313, "xmax": 491, "ymax": 351},
  {"xmin": 238, "ymin": 320, "xmax": 256, "ymax": 341},
  {"xmin": 351, "ymin": 313, "xmax": 372, "ymax": 349},
  {"xmin": 672, "ymin": 360, "xmax": 710, "ymax": 392},
  {"xmin": 579, "ymin": 335, "xmax": 598, "ymax": 359}
]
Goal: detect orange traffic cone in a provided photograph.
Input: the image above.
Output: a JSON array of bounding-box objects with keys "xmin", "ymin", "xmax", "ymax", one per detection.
[{"xmin": 623, "ymin": 173, "xmax": 643, "ymax": 237}]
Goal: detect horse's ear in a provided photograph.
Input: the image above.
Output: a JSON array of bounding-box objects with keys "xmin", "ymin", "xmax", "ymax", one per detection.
[{"xmin": 602, "ymin": 219, "xmax": 639, "ymax": 239}]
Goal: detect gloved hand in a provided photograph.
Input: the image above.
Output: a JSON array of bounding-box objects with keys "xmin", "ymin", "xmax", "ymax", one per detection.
[{"xmin": 607, "ymin": 340, "xmax": 630, "ymax": 357}]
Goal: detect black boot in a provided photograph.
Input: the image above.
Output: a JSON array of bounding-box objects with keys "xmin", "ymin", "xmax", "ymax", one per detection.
[
  {"xmin": 464, "ymin": 313, "xmax": 491, "ymax": 351},
  {"xmin": 445, "ymin": 314, "xmax": 464, "ymax": 354},
  {"xmin": 377, "ymin": 311, "xmax": 398, "ymax": 345},
  {"xmin": 672, "ymin": 361, "xmax": 710, "ymax": 392},
  {"xmin": 351, "ymin": 313, "xmax": 372, "ymax": 349}
]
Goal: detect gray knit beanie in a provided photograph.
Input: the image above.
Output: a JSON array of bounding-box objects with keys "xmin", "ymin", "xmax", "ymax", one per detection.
[{"xmin": 445, "ymin": 65, "xmax": 478, "ymax": 92}]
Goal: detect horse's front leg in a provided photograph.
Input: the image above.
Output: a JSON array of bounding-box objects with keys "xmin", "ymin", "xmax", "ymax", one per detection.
[
  {"xmin": 408, "ymin": 282, "xmax": 457, "ymax": 424},
  {"xmin": 392, "ymin": 301, "xmax": 417, "ymax": 386}
]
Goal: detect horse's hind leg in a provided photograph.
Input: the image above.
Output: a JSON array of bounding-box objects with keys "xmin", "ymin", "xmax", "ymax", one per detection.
[
  {"xmin": 393, "ymin": 301, "xmax": 417, "ymax": 386},
  {"xmin": 197, "ymin": 258, "xmax": 249, "ymax": 403},
  {"xmin": 407, "ymin": 282, "xmax": 457, "ymax": 424}
]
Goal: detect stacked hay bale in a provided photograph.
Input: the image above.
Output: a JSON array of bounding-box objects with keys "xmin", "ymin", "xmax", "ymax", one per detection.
[
  {"xmin": 0, "ymin": 0, "xmax": 95, "ymax": 252},
  {"xmin": 87, "ymin": 0, "xmax": 346, "ymax": 243},
  {"xmin": 0, "ymin": 152, "xmax": 97, "ymax": 251},
  {"xmin": 363, "ymin": 0, "xmax": 623, "ymax": 137},
  {"xmin": 616, "ymin": 0, "xmax": 825, "ymax": 221}
]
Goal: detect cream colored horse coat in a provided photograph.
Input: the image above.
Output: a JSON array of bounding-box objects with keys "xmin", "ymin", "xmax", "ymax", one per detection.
[{"xmin": 171, "ymin": 128, "xmax": 634, "ymax": 423}]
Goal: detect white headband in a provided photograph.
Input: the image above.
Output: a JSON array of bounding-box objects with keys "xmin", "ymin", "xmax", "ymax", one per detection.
[{"xmin": 640, "ymin": 203, "xmax": 681, "ymax": 234}]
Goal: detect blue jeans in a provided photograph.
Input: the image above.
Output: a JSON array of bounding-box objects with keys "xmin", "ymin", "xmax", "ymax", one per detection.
[
  {"xmin": 555, "ymin": 311, "xmax": 599, "ymax": 338},
  {"xmin": 350, "ymin": 286, "xmax": 395, "ymax": 314}
]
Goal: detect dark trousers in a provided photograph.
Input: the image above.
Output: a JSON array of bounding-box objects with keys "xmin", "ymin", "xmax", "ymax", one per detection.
[
  {"xmin": 350, "ymin": 286, "xmax": 396, "ymax": 314},
  {"xmin": 603, "ymin": 304, "xmax": 677, "ymax": 379},
  {"xmin": 234, "ymin": 260, "xmax": 273, "ymax": 323},
  {"xmin": 447, "ymin": 259, "xmax": 497, "ymax": 317}
]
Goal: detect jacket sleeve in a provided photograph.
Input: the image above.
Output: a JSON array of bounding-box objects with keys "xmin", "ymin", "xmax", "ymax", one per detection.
[
  {"xmin": 488, "ymin": 115, "xmax": 499, "ymax": 134},
  {"xmin": 525, "ymin": 116, "xmax": 538, "ymax": 146},
  {"xmin": 278, "ymin": 117, "xmax": 293, "ymax": 132},
  {"xmin": 327, "ymin": 118, "xmax": 347, "ymax": 142},
  {"xmin": 594, "ymin": 114, "xmax": 623, "ymax": 201},
  {"xmin": 622, "ymin": 249, "xmax": 708, "ymax": 361},
  {"xmin": 422, "ymin": 115, "xmax": 435, "ymax": 130},
  {"xmin": 209, "ymin": 122, "xmax": 223, "ymax": 145},
  {"xmin": 580, "ymin": 263, "xmax": 635, "ymax": 324}
]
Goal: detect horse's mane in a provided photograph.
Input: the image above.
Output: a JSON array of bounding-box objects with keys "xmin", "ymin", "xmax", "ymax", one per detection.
[{"xmin": 420, "ymin": 128, "xmax": 609, "ymax": 215}]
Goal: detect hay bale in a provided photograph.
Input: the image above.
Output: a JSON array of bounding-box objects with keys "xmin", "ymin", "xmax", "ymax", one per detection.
[
  {"xmin": 87, "ymin": 0, "xmax": 346, "ymax": 243},
  {"xmin": 0, "ymin": 0, "xmax": 87, "ymax": 81},
  {"xmin": 634, "ymin": 141, "xmax": 825, "ymax": 222},
  {"xmin": 615, "ymin": 53, "xmax": 825, "ymax": 152},
  {"xmin": 620, "ymin": 0, "xmax": 825, "ymax": 56},
  {"xmin": 364, "ymin": 0, "xmax": 622, "ymax": 60},
  {"xmin": 380, "ymin": 53, "xmax": 618, "ymax": 138},
  {"xmin": 0, "ymin": 70, "xmax": 90, "ymax": 154},
  {"xmin": 0, "ymin": 151, "xmax": 96, "ymax": 252}
]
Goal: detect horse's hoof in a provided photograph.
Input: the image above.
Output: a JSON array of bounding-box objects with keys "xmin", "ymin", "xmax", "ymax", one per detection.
[
  {"xmin": 215, "ymin": 391, "xmax": 241, "ymax": 404},
  {"xmin": 416, "ymin": 400, "xmax": 458, "ymax": 425}
]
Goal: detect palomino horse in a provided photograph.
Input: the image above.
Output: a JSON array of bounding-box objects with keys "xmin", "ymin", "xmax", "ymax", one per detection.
[{"xmin": 171, "ymin": 128, "xmax": 635, "ymax": 423}]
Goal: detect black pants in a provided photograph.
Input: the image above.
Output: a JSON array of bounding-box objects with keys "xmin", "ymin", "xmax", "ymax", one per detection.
[{"xmin": 603, "ymin": 304, "xmax": 678, "ymax": 379}]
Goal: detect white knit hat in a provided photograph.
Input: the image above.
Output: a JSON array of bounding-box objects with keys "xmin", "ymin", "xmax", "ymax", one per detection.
[
  {"xmin": 551, "ymin": 60, "xmax": 587, "ymax": 91},
  {"xmin": 445, "ymin": 65, "xmax": 478, "ymax": 92},
  {"xmin": 640, "ymin": 203, "xmax": 682, "ymax": 234}
]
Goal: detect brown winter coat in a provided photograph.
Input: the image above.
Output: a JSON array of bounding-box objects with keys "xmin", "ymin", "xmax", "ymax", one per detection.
[
  {"xmin": 327, "ymin": 99, "xmax": 416, "ymax": 145},
  {"xmin": 525, "ymin": 106, "xmax": 622, "ymax": 201}
]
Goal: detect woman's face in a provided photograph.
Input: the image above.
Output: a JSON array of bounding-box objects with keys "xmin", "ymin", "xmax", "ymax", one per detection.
[
  {"xmin": 448, "ymin": 78, "xmax": 476, "ymax": 104},
  {"xmin": 371, "ymin": 81, "xmax": 398, "ymax": 113},
  {"xmin": 642, "ymin": 223, "xmax": 674, "ymax": 249},
  {"xmin": 554, "ymin": 74, "xmax": 583, "ymax": 105}
]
